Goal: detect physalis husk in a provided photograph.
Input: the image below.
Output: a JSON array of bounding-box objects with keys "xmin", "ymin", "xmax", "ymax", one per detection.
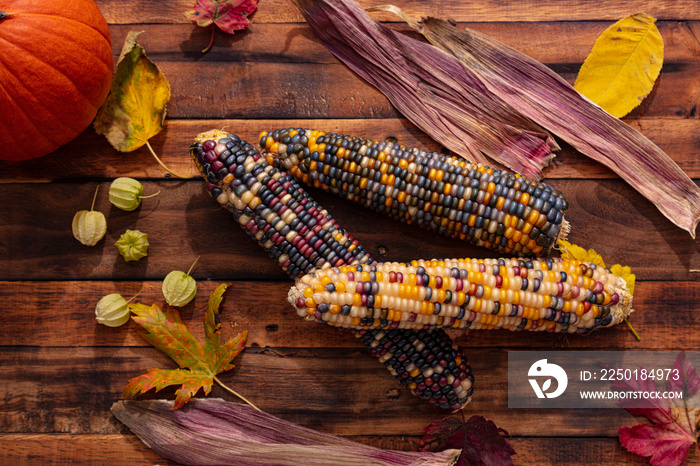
[
  {"xmin": 115, "ymin": 229, "xmax": 149, "ymax": 262},
  {"xmin": 109, "ymin": 177, "xmax": 160, "ymax": 211},
  {"xmin": 72, "ymin": 186, "xmax": 107, "ymax": 246},
  {"xmin": 162, "ymin": 256, "xmax": 200, "ymax": 307}
]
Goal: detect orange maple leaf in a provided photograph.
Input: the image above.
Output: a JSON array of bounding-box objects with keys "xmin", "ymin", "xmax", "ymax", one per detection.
[{"xmin": 123, "ymin": 282, "xmax": 255, "ymax": 410}]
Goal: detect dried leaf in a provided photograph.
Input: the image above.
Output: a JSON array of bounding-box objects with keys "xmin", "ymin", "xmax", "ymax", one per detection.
[
  {"xmin": 615, "ymin": 353, "xmax": 700, "ymax": 465},
  {"xmin": 557, "ymin": 239, "xmax": 636, "ymax": 298},
  {"xmin": 123, "ymin": 283, "xmax": 251, "ymax": 409},
  {"xmin": 575, "ymin": 13, "xmax": 663, "ymax": 118},
  {"xmin": 94, "ymin": 31, "xmax": 170, "ymax": 153},
  {"xmin": 292, "ymin": 0, "xmax": 558, "ymax": 181},
  {"xmin": 112, "ymin": 398, "xmax": 460, "ymax": 465},
  {"xmin": 185, "ymin": 0, "xmax": 259, "ymax": 52},
  {"xmin": 93, "ymin": 31, "xmax": 186, "ymax": 178},
  {"xmin": 557, "ymin": 239, "xmax": 607, "ymax": 269},
  {"xmin": 609, "ymin": 264, "xmax": 636, "ymax": 297},
  {"xmin": 419, "ymin": 415, "xmax": 516, "ymax": 466},
  {"xmin": 186, "ymin": 0, "xmax": 259, "ymax": 33},
  {"xmin": 368, "ymin": 5, "xmax": 700, "ymax": 237}
]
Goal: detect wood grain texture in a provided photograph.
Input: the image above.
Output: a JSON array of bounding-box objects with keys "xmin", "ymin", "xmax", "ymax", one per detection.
[
  {"xmin": 104, "ymin": 21, "xmax": 700, "ymax": 65},
  {"xmin": 6, "ymin": 434, "xmax": 693, "ymax": 465},
  {"xmin": 96, "ymin": 0, "xmax": 700, "ymax": 24},
  {"xmin": 1, "ymin": 118, "xmax": 698, "ymax": 183},
  {"xmin": 1, "ymin": 180, "xmax": 697, "ymax": 281},
  {"xmin": 0, "ymin": 346, "xmax": 640, "ymax": 437},
  {"xmin": 96, "ymin": 21, "xmax": 700, "ymax": 119},
  {"xmin": 0, "ymin": 434, "xmax": 176, "ymax": 465},
  {"xmin": 124, "ymin": 59, "xmax": 698, "ymax": 120},
  {"xmin": 0, "ymin": 280, "xmax": 697, "ymax": 350},
  {"xmin": 2, "ymin": 0, "xmax": 699, "ymax": 464}
]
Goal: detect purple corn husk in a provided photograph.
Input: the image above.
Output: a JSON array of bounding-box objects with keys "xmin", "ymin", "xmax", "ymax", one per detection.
[
  {"xmin": 293, "ymin": 0, "xmax": 558, "ymax": 180},
  {"xmin": 415, "ymin": 16, "xmax": 700, "ymax": 237},
  {"xmin": 293, "ymin": 0, "xmax": 700, "ymax": 237},
  {"xmin": 112, "ymin": 399, "xmax": 460, "ymax": 465}
]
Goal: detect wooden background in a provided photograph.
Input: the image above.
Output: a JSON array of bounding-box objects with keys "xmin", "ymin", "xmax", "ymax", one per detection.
[{"xmin": 1, "ymin": 0, "xmax": 699, "ymax": 464}]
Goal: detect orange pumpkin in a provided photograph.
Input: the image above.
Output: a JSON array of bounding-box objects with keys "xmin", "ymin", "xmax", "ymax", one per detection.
[{"xmin": 0, "ymin": 0, "xmax": 113, "ymax": 161}]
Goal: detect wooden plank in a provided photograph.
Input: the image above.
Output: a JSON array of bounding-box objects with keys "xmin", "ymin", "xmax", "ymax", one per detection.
[
  {"xmin": 99, "ymin": 21, "xmax": 700, "ymax": 120},
  {"xmin": 3, "ymin": 434, "xmax": 688, "ymax": 465},
  {"xmin": 510, "ymin": 437, "xmax": 699, "ymax": 465},
  {"xmin": 0, "ymin": 280, "xmax": 697, "ymax": 351},
  {"xmin": 0, "ymin": 434, "xmax": 176, "ymax": 465},
  {"xmin": 1, "ymin": 118, "xmax": 698, "ymax": 183},
  {"xmin": 96, "ymin": 0, "xmax": 700, "ymax": 24},
  {"xmin": 105, "ymin": 21, "xmax": 700, "ymax": 66},
  {"xmin": 0, "ymin": 180, "xmax": 697, "ymax": 281},
  {"xmin": 121, "ymin": 60, "xmax": 696, "ymax": 120},
  {"xmin": 0, "ymin": 346, "xmax": 639, "ymax": 437},
  {"xmin": 354, "ymin": 436, "xmax": 699, "ymax": 465}
]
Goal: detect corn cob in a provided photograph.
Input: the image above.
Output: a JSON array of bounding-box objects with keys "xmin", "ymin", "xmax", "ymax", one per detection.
[
  {"xmin": 356, "ymin": 328, "xmax": 473, "ymax": 410},
  {"xmin": 190, "ymin": 129, "xmax": 372, "ymax": 278},
  {"xmin": 190, "ymin": 130, "xmax": 474, "ymax": 410},
  {"xmin": 289, "ymin": 257, "xmax": 633, "ymax": 334},
  {"xmin": 260, "ymin": 128, "xmax": 570, "ymax": 257}
]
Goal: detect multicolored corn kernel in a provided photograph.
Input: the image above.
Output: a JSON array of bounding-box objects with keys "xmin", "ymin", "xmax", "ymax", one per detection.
[
  {"xmin": 289, "ymin": 257, "xmax": 633, "ymax": 333},
  {"xmin": 190, "ymin": 129, "xmax": 474, "ymax": 410},
  {"xmin": 190, "ymin": 130, "xmax": 372, "ymax": 279},
  {"xmin": 355, "ymin": 328, "xmax": 473, "ymax": 411},
  {"xmin": 260, "ymin": 128, "xmax": 570, "ymax": 257}
]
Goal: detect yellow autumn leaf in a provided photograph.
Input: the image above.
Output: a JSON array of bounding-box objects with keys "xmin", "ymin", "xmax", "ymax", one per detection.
[
  {"xmin": 558, "ymin": 239, "xmax": 638, "ymax": 339},
  {"xmin": 574, "ymin": 13, "xmax": 663, "ymax": 118},
  {"xmin": 94, "ymin": 32, "xmax": 184, "ymax": 178},
  {"xmin": 610, "ymin": 264, "xmax": 636, "ymax": 297},
  {"xmin": 95, "ymin": 31, "xmax": 170, "ymax": 152},
  {"xmin": 558, "ymin": 239, "xmax": 636, "ymax": 298},
  {"xmin": 557, "ymin": 239, "xmax": 606, "ymax": 268}
]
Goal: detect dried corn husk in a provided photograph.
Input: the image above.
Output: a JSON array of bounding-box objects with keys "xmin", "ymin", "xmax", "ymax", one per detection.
[
  {"xmin": 292, "ymin": 0, "xmax": 558, "ymax": 181},
  {"xmin": 294, "ymin": 0, "xmax": 700, "ymax": 237},
  {"xmin": 112, "ymin": 399, "xmax": 460, "ymax": 465},
  {"xmin": 409, "ymin": 13, "xmax": 700, "ymax": 238}
]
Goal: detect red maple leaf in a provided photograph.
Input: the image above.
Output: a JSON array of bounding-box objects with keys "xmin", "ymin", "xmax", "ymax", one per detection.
[
  {"xmin": 419, "ymin": 413, "xmax": 516, "ymax": 466},
  {"xmin": 185, "ymin": 0, "xmax": 260, "ymax": 53},
  {"xmin": 615, "ymin": 353, "xmax": 700, "ymax": 465}
]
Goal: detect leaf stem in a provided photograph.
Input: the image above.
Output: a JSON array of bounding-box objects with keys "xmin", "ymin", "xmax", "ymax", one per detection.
[
  {"xmin": 145, "ymin": 140, "xmax": 188, "ymax": 179},
  {"xmin": 90, "ymin": 185, "xmax": 100, "ymax": 211},
  {"xmin": 624, "ymin": 318, "xmax": 641, "ymax": 341},
  {"xmin": 139, "ymin": 190, "xmax": 161, "ymax": 200},
  {"xmin": 459, "ymin": 409, "xmax": 468, "ymax": 453},
  {"xmin": 202, "ymin": 26, "xmax": 215, "ymax": 54},
  {"xmin": 125, "ymin": 290, "xmax": 142, "ymax": 304},
  {"xmin": 187, "ymin": 255, "xmax": 201, "ymax": 276},
  {"xmin": 214, "ymin": 376, "xmax": 261, "ymax": 411}
]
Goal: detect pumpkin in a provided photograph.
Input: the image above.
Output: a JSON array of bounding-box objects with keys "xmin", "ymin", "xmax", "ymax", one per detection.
[{"xmin": 0, "ymin": 0, "xmax": 113, "ymax": 161}]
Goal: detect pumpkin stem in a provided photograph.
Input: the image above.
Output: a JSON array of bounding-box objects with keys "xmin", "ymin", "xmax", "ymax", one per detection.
[{"xmin": 0, "ymin": 11, "xmax": 11, "ymax": 21}]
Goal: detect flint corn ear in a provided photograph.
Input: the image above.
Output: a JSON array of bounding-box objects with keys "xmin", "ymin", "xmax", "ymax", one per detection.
[
  {"xmin": 289, "ymin": 257, "xmax": 633, "ymax": 334},
  {"xmin": 356, "ymin": 328, "xmax": 473, "ymax": 410},
  {"xmin": 261, "ymin": 128, "xmax": 569, "ymax": 257},
  {"xmin": 190, "ymin": 129, "xmax": 372, "ymax": 279},
  {"xmin": 190, "ymin": 129, "xmax": 474, "ymax": 410}
]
